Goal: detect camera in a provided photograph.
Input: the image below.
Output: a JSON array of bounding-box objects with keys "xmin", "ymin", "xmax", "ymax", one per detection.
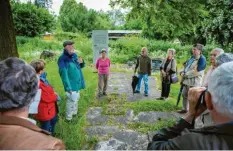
[{"xmin": 195, "ymin": 89, "xmax": 207, "ymax": 111}]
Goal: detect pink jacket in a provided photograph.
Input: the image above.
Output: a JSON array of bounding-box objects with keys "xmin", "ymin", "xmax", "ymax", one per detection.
[{"xmin": 96, "ymin": 57, "xmax": 111, "ymax": 74}]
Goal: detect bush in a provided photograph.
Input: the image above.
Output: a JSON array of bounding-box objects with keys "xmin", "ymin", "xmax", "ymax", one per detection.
[
  {"xmin": 11, "ymin": 1, "xmax": 55, "ymax": 37},
  {"xmin": 17, "ymin": 32, "xmax": 93, "ymax": 63},
  {"xmin": 109, "ymin": 36, "xmax": 218, "ymax": 64}
]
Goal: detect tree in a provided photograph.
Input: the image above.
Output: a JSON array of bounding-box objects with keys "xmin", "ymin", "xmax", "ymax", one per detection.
[
  {"xmin": 203, "ymin": 0, "xmax": 233, "ymax": 50},
  {"xmin": 107, "ymin": 9, "xmax": 126, "ymax": 29},
  {"xmin": 59, "ymin": 0, "xmax": 111, "ymax": 33},
  {"xmin": 35, "ymin": 0, "xmax": 52, "ymax": 9},
  {"xmin": 110, "ymin": 0, "xmax": 207, "ymax": 41},
  {"xmin": 0, "ymin": 0, "xmax": 19, "ymax": 60},
  {"xmin": 11, "ymin": 1, "xmax": 55, "ymax": 37}
]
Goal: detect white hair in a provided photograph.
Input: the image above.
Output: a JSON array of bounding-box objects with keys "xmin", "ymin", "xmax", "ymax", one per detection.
[
  {"xmin": 167, "ymin": 48, "xmax": 176, "ymax": 56},
  {"xmin": 208, "ymin": 62, "xmax": 233, "ymax": 117},
  {"xmin": 213, "ymin": 48, "xmax": 224, "ymax": 55},
  {"xmin": 216, "ymin": 53, "xmax": 233, "ymax": 66},
  {"xmin": 141, "ymin": 47, "xmax": 148, "ymax": 52}
]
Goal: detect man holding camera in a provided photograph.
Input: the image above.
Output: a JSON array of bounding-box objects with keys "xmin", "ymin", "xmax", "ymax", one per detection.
[
  {"xmin": 178, "ymin": 44, "xmax": 206, "ymax": 113},
  {"xmin": 148, "ymin": 62, "xmax": 233, "ymax": 150}
]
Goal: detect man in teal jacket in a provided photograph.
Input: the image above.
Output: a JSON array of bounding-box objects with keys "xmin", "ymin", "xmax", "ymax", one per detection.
[{"xmin": 58, "ymin": 41, "xmax": 85, "ymax": 121}]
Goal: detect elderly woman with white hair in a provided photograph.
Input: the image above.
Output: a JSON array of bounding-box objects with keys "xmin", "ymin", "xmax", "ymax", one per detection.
[
  {"xmin": 202, "ymin": 48, "xmax": 224, "ymax": 87},
  {"xmin": 159, "ymin": 48, "xmax": 177, "ymax": 100},
  {"xmin": 196, "ymin": 48, "xmax": 224, "ymax": 128}
]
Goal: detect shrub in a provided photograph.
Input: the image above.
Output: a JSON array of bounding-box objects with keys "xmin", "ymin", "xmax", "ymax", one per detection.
[
  {"xmin": 11, "ymin": 1, "xmax": 55, "ymax": 37},
  {"xmin": 109, "ymin": 36, "xmax": 218, "ymax": 64}
]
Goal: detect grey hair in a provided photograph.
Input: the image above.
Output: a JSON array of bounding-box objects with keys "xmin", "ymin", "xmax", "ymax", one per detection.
[
  {"xmin": 216, "ymin": 53, "xmax": 233, "ymax": 66},
  {"xmin": 213, "ymin": 48, "xmax": 224, "ymax": 56},
  {"xmin": 0, "ymin": 58, "xmax": 38, "ymax": 112},
  {"xmin": 167, "ymin": 48, "xmax": 176, "ymax": 56},
  {"xmin": 141, "ymin": 47, "xmax": 148, "ymax": 52},
  {"xmin": 208, "ymin": 62, "xmax": 233, "ymax": 117}
]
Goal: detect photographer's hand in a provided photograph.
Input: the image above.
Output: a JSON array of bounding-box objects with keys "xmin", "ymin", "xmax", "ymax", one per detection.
[{"xmin": 184, "ymin": 87, "xmax": 207, "ymax": 123}]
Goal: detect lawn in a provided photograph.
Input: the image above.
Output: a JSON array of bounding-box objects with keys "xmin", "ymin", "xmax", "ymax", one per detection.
[{"xmin": 32, "ymin": 60, "xmax": 98, "ymax": 150}]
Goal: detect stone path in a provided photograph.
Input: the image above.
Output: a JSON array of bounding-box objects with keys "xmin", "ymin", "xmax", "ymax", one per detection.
[
  {"xmin": 108, "ymin": 72, "xmax": 160, "ymax": 102},
  {"xmin": 84, "ymin": 71, "xmax": 181, "ymax": 150},
  {"xmin": 85, "ymin": 107, "xmax": 181, "ymax": 150}
]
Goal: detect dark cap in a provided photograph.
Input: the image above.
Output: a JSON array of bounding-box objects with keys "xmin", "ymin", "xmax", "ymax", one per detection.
[
  {"xmin": 193, "ymin": 43, "xmax": 204, "ymax": 52},
  {"xmin": 63, "ymin": 40, "xmax": 74, "ymax": 47}
]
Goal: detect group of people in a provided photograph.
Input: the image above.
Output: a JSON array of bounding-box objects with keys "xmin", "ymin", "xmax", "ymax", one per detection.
[
  {"xmin": 0, "ymin": 40, "xmax": 112, "ymax": 149},
  {"xmin": 148, "ymin": 44, "xmax": 233, "ymax": 149},
  {"xmin": 1, "ymin": 40, "xmax": 233, "ymax": 149}
]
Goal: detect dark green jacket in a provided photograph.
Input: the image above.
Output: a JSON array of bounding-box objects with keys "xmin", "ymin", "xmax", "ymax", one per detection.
[
  {"xmin": 135, "ymin": 55, "xmax": 152, "ymax": 75},
  {"xmin": 58, "ymin": 50, "xmax": 85, "ymax": 92},
  {"xmin": 148, "ymin": 118, "xmax": 233, "ymax": 150}
]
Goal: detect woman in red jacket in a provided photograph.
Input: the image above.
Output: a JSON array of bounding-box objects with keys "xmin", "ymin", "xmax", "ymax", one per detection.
[{"xmin": 30, "ymin": 59, "xmax": 59, "ymax": 136}]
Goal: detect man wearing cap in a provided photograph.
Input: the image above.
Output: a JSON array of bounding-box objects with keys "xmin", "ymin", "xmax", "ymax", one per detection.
[
  {"xmin": 58, "ymin": 41, "xmax": 85, "ymax": 121},
  {"xmin": 178, "ymin": 44, "xmax": 206, "ymax": 113},
  {"xmin": 0, "ymin": 58, "xmax": 65, "ymax": 150}
]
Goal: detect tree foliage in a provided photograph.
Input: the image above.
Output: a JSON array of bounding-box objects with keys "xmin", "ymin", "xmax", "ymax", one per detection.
[
  {"xmin": 203, "ymin": 0, "xmax": 233, "ymax": 50},
  {"xmin": 59, "ymin": 0, "xmax": 111, "ymax": 33},
  {"xmin": 110, "ymin": 0, "xmax": 208, "ymax": 41},
  {"xmin": 11, "ymin": 1, "xmax": 55, "ymax": 37},
  {"xmin": 34, "ymin": 0, "xmax": 52, "ymax": 9},
  {"xmin": 107, "ymin": 9, "xmax": 126, "ymax": 29}
]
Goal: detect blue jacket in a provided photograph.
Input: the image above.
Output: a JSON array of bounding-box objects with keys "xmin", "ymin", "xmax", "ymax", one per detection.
[{"xmin": 58, "ymin": 50, "xmax": 85, "ymax": 92}]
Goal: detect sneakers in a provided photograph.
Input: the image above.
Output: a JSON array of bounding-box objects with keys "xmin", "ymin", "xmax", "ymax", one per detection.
[
  {"xmin": 144, "ymin": 93, "xmax": 148, "ymax": 97},
  {"xmin": 135, "ymin": 90, "xmax": 140, "ymax": 93}
]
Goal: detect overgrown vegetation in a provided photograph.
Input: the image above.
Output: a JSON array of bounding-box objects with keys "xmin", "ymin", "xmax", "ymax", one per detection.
[
  {"xmin": 11, "ymin": 1, "xmax": 55, "ymax": 37},
  {"xmin": 128, "ymin": 119, "xmax": 176, "ymax": 134}
]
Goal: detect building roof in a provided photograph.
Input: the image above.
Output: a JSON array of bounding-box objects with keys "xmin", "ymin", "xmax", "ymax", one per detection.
[{"xmin": 108, "ymin": 30, "xmax": 142, "ymax": 34}]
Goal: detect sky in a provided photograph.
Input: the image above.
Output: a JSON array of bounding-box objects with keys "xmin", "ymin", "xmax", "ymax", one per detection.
[{"xmin": 52, "ymin": 0, "xmax": 111, "ymax": 15}]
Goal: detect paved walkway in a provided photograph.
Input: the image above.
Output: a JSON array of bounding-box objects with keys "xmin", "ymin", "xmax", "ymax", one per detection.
[
  {"xmin": 83, "ymin": 71, "xmax": 182, "ymax": 150},
  {"xmin": 107, "ymin": 72, "xmax": 160, "ymax": 102}
]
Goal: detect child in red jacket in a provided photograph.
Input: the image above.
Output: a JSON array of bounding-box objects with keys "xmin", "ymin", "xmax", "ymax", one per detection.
[{"xmin": 30, "ymin": 59, "xmax": 59, "ymax": 136}]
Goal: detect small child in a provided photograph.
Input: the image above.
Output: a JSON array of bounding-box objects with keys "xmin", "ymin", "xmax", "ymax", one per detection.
[{"xmin": 30, "ymin": 59, "xmax": 59, "ymax": 136}]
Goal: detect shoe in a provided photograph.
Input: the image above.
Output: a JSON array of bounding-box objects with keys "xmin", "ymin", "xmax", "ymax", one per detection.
[
  {"xmin": 164, "ymin": 97, "xmax": 168, "ymax": 101},
  {"xmin": 135, "ymin": 90, "xmax": 140, "ymax": 93},
  {"xmin": 177, "ymin": 110, "xmax": 187, "ymax": 114},
  {"xmin": 65, "ymin": 118, "xmax": 72, "ymax": 123},
  {"xmin": 98, "ymin": 93, "xmax": 102, "ymax": 98},
  {"xmin": 144, "ymin": 93, "xmax": 148, "ymax": 97},
  {"xmin": 157, "ymin": 97, "xmax": 164, "ymax": 100}
]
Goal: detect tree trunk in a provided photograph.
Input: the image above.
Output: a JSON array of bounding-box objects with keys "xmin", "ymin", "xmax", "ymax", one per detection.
[{"xmin": 0, "ymin": 0, "xmax": 19, "ymax": 61}]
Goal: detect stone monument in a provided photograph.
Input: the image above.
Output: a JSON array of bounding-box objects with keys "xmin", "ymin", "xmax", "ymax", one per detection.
[{"xmin": 92, "ymin": 30, "xmax": 109, "ymax": 64}]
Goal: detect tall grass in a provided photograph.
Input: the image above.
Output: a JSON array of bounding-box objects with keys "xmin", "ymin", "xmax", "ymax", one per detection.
[{"xmin": 38, "ymin": 61, "xmax": 97, "ymax": 149}]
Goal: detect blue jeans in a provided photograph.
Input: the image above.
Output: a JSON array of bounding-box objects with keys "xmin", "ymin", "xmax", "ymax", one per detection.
[
  {"xmin": 136, "ymin": 74, "xmax": 149, "ymax": 94},
  {"xmin": 40, "ymin": 115, "xmax": 57, "ymax": 136}
]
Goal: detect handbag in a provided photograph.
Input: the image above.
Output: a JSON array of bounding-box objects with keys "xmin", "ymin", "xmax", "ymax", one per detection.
[{"xmin": 170, "ymin": 59, "xmax": 178, "ymax": 84}]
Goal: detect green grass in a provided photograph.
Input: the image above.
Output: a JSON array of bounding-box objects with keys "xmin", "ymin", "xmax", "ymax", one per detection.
[
  {"xmin": 36, "ymin": 61, "xmax": 98, "ymax": 150},
  {"xmin": 125, "ymin": 100, "xmax": 179, "ymax": 115},
  {"xmin": 127, "ymin": 119, "xmax": 176, "ymax": 133}
]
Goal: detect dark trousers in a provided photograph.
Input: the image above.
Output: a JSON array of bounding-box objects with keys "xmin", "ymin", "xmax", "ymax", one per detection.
[
  {"xmin": 161, "ymin": 81, "xmax": 171, "ymax": 98},
  {"xmin": 40, "ymin": 115, "xmax": 57, "ymax": 136}
]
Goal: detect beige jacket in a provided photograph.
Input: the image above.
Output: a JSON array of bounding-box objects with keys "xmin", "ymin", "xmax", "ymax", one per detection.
[
  {"xmin": 160, "ymin": 58, "xmax": 176, "ymax": 73},
  {"xmin": 0, "ymin": 115, "xmax": 65, "ymax": 150},
  {"xmin": 183, "ymin": 55, "xmax": 205, "ymax": 87}
]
